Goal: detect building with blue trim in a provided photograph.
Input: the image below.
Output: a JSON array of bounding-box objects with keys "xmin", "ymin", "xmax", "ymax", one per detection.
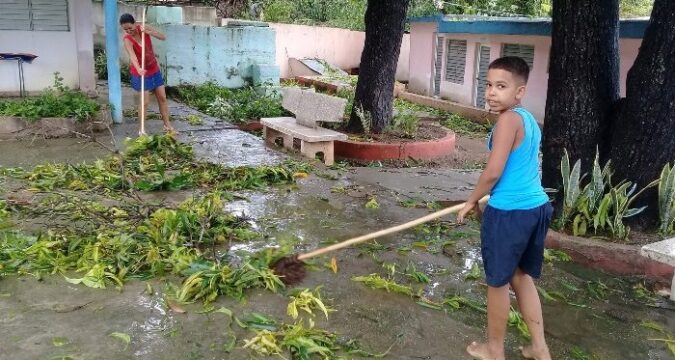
[{"xmin": 407, "ymin": 15, "xmax": 649, "ymax": 121}]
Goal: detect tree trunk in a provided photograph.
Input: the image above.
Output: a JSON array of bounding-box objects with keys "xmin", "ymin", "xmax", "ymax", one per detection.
[
  {"xmin": 346, "ymin": 0, "xmax": 410, "ymax": 133},
  {"xmin": 609, "ymin": 0, "xmax": 675, "ymax": 226},
  {"xmin": 541, "ymin": 0, "xmax": 620, "ymax": 210}
]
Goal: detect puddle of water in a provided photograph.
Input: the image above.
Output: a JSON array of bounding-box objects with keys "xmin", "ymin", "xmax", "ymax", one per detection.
[{"xmin": 1, "ymin": 131, "xmax": 673, "ymax": 359}]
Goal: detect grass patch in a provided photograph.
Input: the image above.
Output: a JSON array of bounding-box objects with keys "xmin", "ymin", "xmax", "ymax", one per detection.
[
  {"xmin": 0, "ymin": 73, "xmax": 101, "ymax": 121},
  {"xmin": 170, "ymin": 82, "xmax": 287, "ymax": 124}
]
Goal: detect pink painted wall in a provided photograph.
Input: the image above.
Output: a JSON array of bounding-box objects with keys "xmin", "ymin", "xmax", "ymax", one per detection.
[
  {"xmin": 269, "ymin": 22, "xmax": 410, "ymax": 81},
  {"xmin": 619, "ymin": 38, "xmax": 642, "ymax": 97},
  {"xmin": 436, "ymin": 34, "xmax": 551, "ymax": 121},
  {"xmin": 408, "ymin": 22, "xmax": 437, "ymax": 96},
  {"xmin": 408, "ymin": 27, "xmax": 643, "ymax": 122}
]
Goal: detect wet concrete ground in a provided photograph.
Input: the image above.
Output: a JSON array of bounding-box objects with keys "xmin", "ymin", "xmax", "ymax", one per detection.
[{"xmin": 0, "ymin": 91, "xmax": 673, "ymax": 360}]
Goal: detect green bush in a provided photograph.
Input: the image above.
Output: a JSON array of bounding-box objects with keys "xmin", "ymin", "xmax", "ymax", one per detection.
[
  {"xmin": 94, "ymin": 45, "xmax": 131, "ymax": 83},
  {"xmin": 262, "ymin": 0, "xmax": 294, "ymax": 22},
  {"xmin": 172, "ymin": 83, "xmax": 287, "ymax": 124},
  {"xmin": 0, "ymin": 73, "xmax": 101, "ymax": 121},
  {"xmin": 392, "ymin": 111, "xmax": 419, "ymax": 138}
]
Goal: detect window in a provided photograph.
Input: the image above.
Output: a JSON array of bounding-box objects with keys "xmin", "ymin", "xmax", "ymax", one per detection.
[
  {"xmin": 0, "ymin": 0, "xmax": 70, "ymax": 31},
  {"xmin": 501, "ymin": 43, "xmax": 535, "ymax": 69},
  {"xmin": 445, "ymin": 39, "xmax": 467, "ymax": 84}
]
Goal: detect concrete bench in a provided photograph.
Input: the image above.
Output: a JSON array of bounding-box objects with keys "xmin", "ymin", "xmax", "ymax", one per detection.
[
  {"xmin": 261, "ymin": 87, "xmax": 347, "ymax": 165},
  {"xmin": 641, "ymin": 237, "xmax": 675, "ymax": 300}
]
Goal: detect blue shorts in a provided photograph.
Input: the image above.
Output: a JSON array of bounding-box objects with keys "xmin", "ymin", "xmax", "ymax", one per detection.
[
  {"xmin": 130, "ymin": 71, "xmax": 164, "ymax": 92},
  {"xmin": 480, "ymin": 202, "xmax": 553, "ymax": 287}
]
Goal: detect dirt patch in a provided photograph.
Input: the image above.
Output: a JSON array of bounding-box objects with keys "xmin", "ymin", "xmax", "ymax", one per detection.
[{"xmin": 341, "ymin": 123, "xmax": 446, "ymax": 144}]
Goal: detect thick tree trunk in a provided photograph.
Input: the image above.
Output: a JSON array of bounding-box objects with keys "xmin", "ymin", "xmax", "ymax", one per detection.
[
  {"xmin": 346, "ymin": 0, "xmax": 410, "ymax": 133},
  {"xmin": 609, "ymin": 0, "xmax": 675, "ymax": 227},
  {"xmin": 541, "ymin": 0, "xmax": 620, "ymax": 210}
]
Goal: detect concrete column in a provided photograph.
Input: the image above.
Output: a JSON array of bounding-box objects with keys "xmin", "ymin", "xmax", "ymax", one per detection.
[
  {"xmin": 104, "ymin": 0, "xmax": 123, "ymax": 123},
  {"xmin": 73, "ymin": 0, "xmax": 96, "ymax": 94}
]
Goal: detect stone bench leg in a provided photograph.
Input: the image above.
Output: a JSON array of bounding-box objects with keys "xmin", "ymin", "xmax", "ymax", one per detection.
[
  {"xmin": 263, "ymin": 127, "xmax": 293, "ymax": 149},
  {"xmin": 300, "ymin": 140, "xmax": 334, "ymax": 166},
  {"xmin": 671, "ymin": 272, "xmax": 675, "ymax": 301}
]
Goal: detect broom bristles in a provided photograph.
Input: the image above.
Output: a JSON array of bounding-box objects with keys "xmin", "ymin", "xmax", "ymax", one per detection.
[{"xmin": 271, "ymin": 255, "xmax": 306, "ymax": 285}]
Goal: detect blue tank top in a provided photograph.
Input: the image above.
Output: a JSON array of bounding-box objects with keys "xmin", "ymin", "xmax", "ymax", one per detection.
[{"xmin": 487, "ymin": 107, "xmax": 548, "ymax": 210}]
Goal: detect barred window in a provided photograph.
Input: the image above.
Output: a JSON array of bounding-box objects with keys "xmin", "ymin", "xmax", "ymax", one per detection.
[
  {"xmin": 501, "ymin": 43, "xmax": 535, "ymax": 69},
  {"xmin": 445, "ymin": 39, "xmax": 467, "ymax": 84},
  {"xmin": 0, "ymin": 0, "xmax": 70, "ymax": 31}
]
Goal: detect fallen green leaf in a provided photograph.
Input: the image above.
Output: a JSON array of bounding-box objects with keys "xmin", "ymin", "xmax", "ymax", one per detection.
[{"xmin": 110, "ymin": 332, "xmax": 131, "ymax": 349}]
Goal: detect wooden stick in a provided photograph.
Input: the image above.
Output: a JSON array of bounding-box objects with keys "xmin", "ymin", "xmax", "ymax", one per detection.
[
  {"xmin": 297, "ymin": 195, "xmax": 489, "ymax": 260},
  {"xmin": 139, "ymin": 7, "xmax": 146, "ymax": 136}
]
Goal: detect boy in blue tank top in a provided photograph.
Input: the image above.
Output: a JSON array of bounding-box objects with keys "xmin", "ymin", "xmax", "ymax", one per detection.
[{"xmin": 457, "ymin": 57, "xmax": 553, "ymax": 360}]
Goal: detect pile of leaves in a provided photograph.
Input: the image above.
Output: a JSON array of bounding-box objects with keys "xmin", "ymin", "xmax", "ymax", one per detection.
[
  {"xmin": 0, "ymin": 134, "xmax": 311, "ymax": 303},
  {"xmin": 0, "ymin": 73, "xmax": 101, "ymax": 121},
  {"xmin": 170, "ymin": 82, "xmax": 287, "ymax": 124}
]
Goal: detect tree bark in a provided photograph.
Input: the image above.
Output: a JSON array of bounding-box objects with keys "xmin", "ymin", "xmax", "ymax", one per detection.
[
  {"xmin": 609, "ymin": 0, "xmax": 675, "ymax": 226},
  {"xmin": 346, "ymin": 0, "xmax": 410, "ymax": 133},
  {"xmin": 541, "ymin": 0, "xmax": 620, "ymax": 209}
]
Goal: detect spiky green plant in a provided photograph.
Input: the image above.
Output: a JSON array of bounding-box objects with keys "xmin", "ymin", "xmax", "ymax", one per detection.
[{"xmin": 658, "ymin": 162, "xmax": 675, "ymax": 235}]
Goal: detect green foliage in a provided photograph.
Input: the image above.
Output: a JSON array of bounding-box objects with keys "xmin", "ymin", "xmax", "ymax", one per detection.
[
  {"xmin": 242, "ymin": 319, "xmax": 337, "ymax": 359},
  {"xmin": 242, "ymin": 0, "xmax": 445, "ymax": 31},
  {"xmin": 238, "ymin": 0, "xmax": 650, "ymax": 33},
  {"xmin": 258, "ymin": 0, "xmax": 367, "ymax": 31},
  {"xmin": 0, "ymin": 134, "xmax": 312, "ymax": 303},
  {"xmin": 287, "ymin": 287, "xmax": 332, "ymax": 320},
  {"xmin": 641, "ymin": 320, "xmax": 675, "ymax": 357},
  {"xmin": 185, "ymin": 114, "xmax": 204, "ymax": 126},
  {"xmin": 508, "ymin": 307, "xmax": 530, "ymax": 339},
  {"xmin": 392, "ymin": 111, "xmax": 420, "ymax": 138},
  {"xmin": 0, "ymin": 73, "xmax": 101, "ymax": 121},
  {"xmin": 261, "ymin": 0, "xmax": 295, "ymax": 22},
  {"xmin": 620, "ymin": 0, "xmax": 654, "ymax": 18},
  {"xmin": 171, "ymin": 83, "xmax": 287, "ymax": 124},
  {"xmin": 441, "ymin": 113, "xmax": 491, "ymax": 137},
  {"xmin": 658, "ymin": 162, "xmax": 675, "ymax": 235},
  {"xmin": 570, "ymin": 347, "xmax": 601, "ymax": 360},
  {"xmin": 442, "ymin": 0, "xmax": 551, "ymax": 17},
  {"xmin": 558, "ymin": 149, "xmax": 656, "ymax": 240},
  {"xmin": 354, "ymin": 104, "xmax": 372, "ymax": 137},
  {"xmin": 94, "ymin": 46, "xmax": 130, "ymax": 83},
  {"xmin": 352, "ymin": 273, "xmax": 414, "ymax": 296}
]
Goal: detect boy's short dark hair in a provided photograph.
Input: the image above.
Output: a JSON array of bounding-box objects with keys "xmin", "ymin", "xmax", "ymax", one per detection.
[
  {"xmin": 488, "ymin": 56, "xmax": 530, "ymax": 84},
  {"xmin": 119, "ymin": 13, "xmax": 136, "ymax": 25}
]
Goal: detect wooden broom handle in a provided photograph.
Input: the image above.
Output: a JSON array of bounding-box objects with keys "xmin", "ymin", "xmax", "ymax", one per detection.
[
  {"xmin": 297, "ymin": 195, "xmax": 489, "ymax": 261},
  {"xmin": 140, "ymin": 7, "xmax": 146, "ymax": 133}
]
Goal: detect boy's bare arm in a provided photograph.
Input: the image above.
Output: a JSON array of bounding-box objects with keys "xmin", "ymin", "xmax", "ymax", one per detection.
[{"xmin": 458, "ymin": 111, "xmax": 520, "ymax": 221}]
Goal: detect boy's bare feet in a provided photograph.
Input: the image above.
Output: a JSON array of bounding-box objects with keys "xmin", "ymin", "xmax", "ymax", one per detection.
[
  {"xmin": 466, "ymin": 341, "xmax": 503, "ymax": 360},
  {"xmin": 519, "ymin": 344, "xmax": 552, "ymax": 360}
]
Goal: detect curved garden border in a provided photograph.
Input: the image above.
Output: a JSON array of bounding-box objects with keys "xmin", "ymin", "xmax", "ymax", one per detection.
[
  {"xmin": 334, "ymin": 128, "xmax": 456, "ymax": 161},
  {"xmin": 545, "ymin": 230, "xmax": 673, "ymax": 283}
]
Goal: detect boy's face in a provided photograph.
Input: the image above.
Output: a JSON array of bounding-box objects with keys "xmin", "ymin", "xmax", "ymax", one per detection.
[
  {"xmin": 485, "ymin": 69, "xmax": 526, "ymax": 113},
  {"xmin": 121, "ymin": 23, "xmax": 137, "ymax": 36}
]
